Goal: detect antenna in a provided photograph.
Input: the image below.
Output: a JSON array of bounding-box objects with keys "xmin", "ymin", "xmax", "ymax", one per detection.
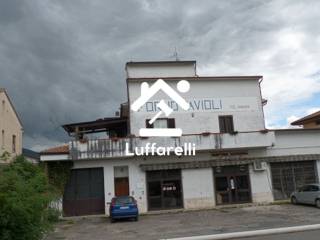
[{"xmin": 170, "ymin": 47, "xmax": 179, "ymax": 61}]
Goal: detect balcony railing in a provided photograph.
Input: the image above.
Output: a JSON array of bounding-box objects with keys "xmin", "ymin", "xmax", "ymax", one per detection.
[{"xmin": 69, "ymin": 131, "xmax": 275, "ymax": 160}]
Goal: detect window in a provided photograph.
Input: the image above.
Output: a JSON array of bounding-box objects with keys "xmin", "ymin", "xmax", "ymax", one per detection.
[
  {"xmin": 316, "ymin": 120, "xmax": 320, "ymax": 125},
  {"xmin": 146, "ymin": 118, "xmax": 175, "ymax": 128},
  {"xmin": 299, "ymin": 185, "xmax": 310, "ymax": 192},
  {"xmin": 310, "ymin": 185, "xmax": 319, "ymax": 192},
  {"xmin": 12, "ymin": 135, "xmax": 16, "ymax": 153},
  {"xmin": 2, "ymin": 100, "xmax": 5, "ymax": 113},
  {"xmin": 1, "ymin": 130, "xmax": 4, "ymax": 148},
  {"xmin": 219, "ymin": 116, "xmax": 234, "ymax": 133}
]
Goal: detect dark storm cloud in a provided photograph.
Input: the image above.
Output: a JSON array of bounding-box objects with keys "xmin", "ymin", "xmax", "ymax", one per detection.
[{"xmin": 0, "ymin": 0, "xmax": 320, "ymax": 150}]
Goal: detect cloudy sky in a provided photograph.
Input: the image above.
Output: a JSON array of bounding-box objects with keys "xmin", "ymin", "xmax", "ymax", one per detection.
[{"xmin": 1, "ymin": 0, "xmax": 320, "ymax": 151}]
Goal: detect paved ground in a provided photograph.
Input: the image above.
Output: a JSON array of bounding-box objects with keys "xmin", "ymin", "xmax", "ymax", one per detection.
[
  {"xmin": 45, "ymin": 204, "xmax": 320, "ymax": 240},
  {"xmin": 237, "ymin": 229, "xmax": 320, "ymax": 240}
]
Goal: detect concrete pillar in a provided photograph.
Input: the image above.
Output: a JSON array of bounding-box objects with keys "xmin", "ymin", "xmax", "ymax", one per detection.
[{"xmin": 249, "ymin": 163, "xmax": 274, "ymax": 203}]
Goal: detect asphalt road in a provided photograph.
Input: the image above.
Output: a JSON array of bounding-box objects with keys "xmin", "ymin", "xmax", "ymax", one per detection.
[
  {"xmin": 46, "ymin": 204, "xmax": 320, "ymax": 240},
  {"xmin": 236, "ymin": 229, "xmax": 320, "ymax": 240}
]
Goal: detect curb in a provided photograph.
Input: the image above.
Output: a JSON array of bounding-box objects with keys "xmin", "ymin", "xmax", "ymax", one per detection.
[{"xmin": 161, "ymin": 224, "xmax": 320, "ymax": 240}]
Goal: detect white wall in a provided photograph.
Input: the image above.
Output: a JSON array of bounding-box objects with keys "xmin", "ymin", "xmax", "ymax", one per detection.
[
  {"xmin": 249, "ymin": 163, "xmax": 274, "ymax": 203},
  {"xmin": 182, "ymin": 168, "xmax": 215, "ymax": 209},
  {"xmin": 40, "ymin": 154, "xmax": 69, "ymax": 161},
  {"xmin": 73, "ymin": 159, "xmax": 147, "ymax": 215},
  {"xmin": 128, "ymin": 79, "xmax": 265, "ymax": 136},
  {"xmin": 272, "ymin": 130, "xmax": 320, "ymax": 154},
  {"xmin": 126, "ymin": 62, "xmax": 196, "ymax": 78}
]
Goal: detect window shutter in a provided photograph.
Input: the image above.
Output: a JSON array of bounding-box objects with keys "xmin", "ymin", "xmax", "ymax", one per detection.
[
  {"xmin": 146, "ymin": 119, "xmax": 153, "ymax": 128},
  {"xmin": 219, "ymin": 116, "xmax": 226, "ymax": 133},
  {"xmin": 226, "ymin": 116, "xmax": 234, "ymax": 133},
  {"xmin": 219, "ymin": 116, "xmax": 234, "ymax": 133},
  {"xmin": 167, "ymin": 118, "xmax": 175, "ymax": 128}
]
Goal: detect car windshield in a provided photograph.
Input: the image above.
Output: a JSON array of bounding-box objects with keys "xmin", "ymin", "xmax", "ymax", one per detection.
[{"xmin": 114, "ymin": 197, "xmax": 134, "ymax": 204}]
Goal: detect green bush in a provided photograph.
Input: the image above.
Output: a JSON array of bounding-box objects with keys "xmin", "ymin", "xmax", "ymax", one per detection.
[{"xmin": 0, "ymin": 156, "xmax": 58, "ymax": 240}]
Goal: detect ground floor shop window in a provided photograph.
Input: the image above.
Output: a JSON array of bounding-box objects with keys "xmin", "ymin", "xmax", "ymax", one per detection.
[
  {"xmin": 146, "ymin": 169, "xmax": 183, "ymax": 210},
  {"xmin": 271, "ymin": 161, "xmax": 317, "ymax": 200},
  {"xmin": 214, "ymin": 165, "xmax": 251, "ymax": 205}
]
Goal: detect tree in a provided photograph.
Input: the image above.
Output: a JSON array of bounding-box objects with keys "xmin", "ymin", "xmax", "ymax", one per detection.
[{"xmin": 0, "ymin": 156, "xmax": 57, "ymax": 240}]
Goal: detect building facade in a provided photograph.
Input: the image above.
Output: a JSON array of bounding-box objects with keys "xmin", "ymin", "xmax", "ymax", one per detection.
[
  {"xmin": 0, "ymin": 88, "xmax": 23, "ymax": 163},
  {"xmin": 40, "ymin": 61, "xmax": 320, "ymax": 216}
]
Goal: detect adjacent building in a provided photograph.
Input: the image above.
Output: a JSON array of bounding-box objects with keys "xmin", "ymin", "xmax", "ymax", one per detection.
[
  {"xmin": 40, "ymin": 61, "xmax": 320, "ymax": 217},
  {"xmin": 0, "ymin": 88, "xmax": 23, "ymax": 163},
  {"xmin": 291, "ymin": 111, "xmax": 320, "ymax": 129}
]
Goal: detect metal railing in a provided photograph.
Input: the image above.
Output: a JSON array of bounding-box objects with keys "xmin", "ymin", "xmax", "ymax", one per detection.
[{"xmin": 69, "ymin": 131, "xmax": 275, "ymax": 160}]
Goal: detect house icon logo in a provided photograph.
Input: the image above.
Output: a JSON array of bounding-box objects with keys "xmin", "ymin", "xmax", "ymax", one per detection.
[{"xmin": 131, "ymin": 79, "xmax": 190, "ymax": 137}]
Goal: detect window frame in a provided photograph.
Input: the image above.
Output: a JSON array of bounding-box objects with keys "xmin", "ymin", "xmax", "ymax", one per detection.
[
  {"xmin": 219, "ymin": 115, "xmax": 234, "ymax": 134},
  {"xmin": 1, "ymin": 130, "xmax": 4, "ymax": 148},
  {"xmin": 12, "ymin": 135, "xmax": 16, "ymax": 153},
  {"xmin": 145, "ymin": 118, "xmax": 175, "ymax": 129}
]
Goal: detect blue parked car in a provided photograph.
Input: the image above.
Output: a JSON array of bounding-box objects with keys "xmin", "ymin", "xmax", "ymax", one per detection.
[{"xmin": 109, "ymin": 196, "xmax": 139, "ymax": 222}]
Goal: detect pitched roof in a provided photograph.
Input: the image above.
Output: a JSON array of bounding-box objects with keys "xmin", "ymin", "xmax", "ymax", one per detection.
[
  {"xmin": 291, "ymin": 111, "xmax": 320, "ymax": 125},
  {"xmin": 0, "ymin": 88, "xmax": 23, "ymax": 128},
  {"xmin": 40, "ymin": 145, "xmax": 69, "ymax": 155}
]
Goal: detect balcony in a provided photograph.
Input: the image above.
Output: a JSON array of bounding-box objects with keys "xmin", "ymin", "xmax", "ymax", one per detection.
[{"xmin": 69, "ymin": 131, "xmax": 275, "ymax": 160}]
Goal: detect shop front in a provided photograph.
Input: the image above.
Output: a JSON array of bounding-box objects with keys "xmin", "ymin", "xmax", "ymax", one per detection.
[
  {"xmin": 146, "ymin": 169, "xmax": 183, "ymax": 211},
  {"xmin": 214, "ymin": 165, "xmax": 252, "ymax": 205},
  {"xmin": 270, "ymin": 161, "xmax": 317, "ymax": 200}
]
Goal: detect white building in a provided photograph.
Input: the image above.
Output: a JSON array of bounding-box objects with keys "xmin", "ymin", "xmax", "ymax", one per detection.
[{"xmin": 40, "ymin": 61, "xmax": 320, "ymax": 216}]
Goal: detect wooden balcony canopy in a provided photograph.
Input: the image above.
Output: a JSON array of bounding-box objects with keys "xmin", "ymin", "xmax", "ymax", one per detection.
[{"xmin": 62, "ymin": 117, "xmax": 127, "ymax": 137}]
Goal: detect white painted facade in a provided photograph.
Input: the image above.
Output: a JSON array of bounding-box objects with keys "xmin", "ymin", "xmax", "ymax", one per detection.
[
  {"xmin": 182, "ymin": 168, "xmax": 216, "ymax": 209},
  {"xmin": 126, "ymin": 61, "xmax": 196, "ymax": 79},
  {"xmin": 40, "ymin": 61, "xmax": 320, "ymax": 216},
  {"xmin": 249, "ymin": 163, "xmax": 274, "ymax": 203},
  {"xmin": 128, "ymin": 78, "xmax": 265, "ymax": 136},
  {"xmin": 72, "ymin": 159, "xmax": 148, "ymax": 214}
]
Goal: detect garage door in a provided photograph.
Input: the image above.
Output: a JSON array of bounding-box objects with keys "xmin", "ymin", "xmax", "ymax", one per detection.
[
  {"xmin": 63, "ymin": 168, "xmax": 105, "ymax": 216},
  {"xmin": 271, "ymin": 161, "xmax": 317, "ymax": 200}
]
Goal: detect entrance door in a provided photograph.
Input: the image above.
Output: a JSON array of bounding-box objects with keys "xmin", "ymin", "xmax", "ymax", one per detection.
[
  {"xmin": 147, "ymin": 170, "xmax": 183, "ymax": 210},
  {"xmin": 215, "ymin": 165, "xmax": 251, "ymax": 205},
  {"xmin": 63, "ymin": 168, "xmax": 105, "ymax": 216},
  {"xmin": 114, "ymin": 166, "xmax": 129, "ymax": 196},
  {"xmin": 114, "ymin": 177, "xmax": 129, "ymax": 196}
]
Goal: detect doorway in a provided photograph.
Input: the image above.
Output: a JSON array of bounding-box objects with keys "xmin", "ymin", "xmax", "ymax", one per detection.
[
  {"xmin": 146, "ymin": 170, "xmax": 183, "ymax": 210},
  {"xmin": 215, "ymin": 165, "xmax": 251, "ymax": 205},
  {"xmin": 114, "ymin": 166, "xmax": 129, "ymax": 196}
]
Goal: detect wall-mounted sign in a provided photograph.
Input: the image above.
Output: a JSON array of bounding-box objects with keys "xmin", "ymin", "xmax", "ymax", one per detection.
[
  {"xmin": 162, "ymin": 183, "xmax": 177, "ymax": 191},
  {"xmin": 134, "ymin": 97, "xmax": 259, "ymax": 113}
]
